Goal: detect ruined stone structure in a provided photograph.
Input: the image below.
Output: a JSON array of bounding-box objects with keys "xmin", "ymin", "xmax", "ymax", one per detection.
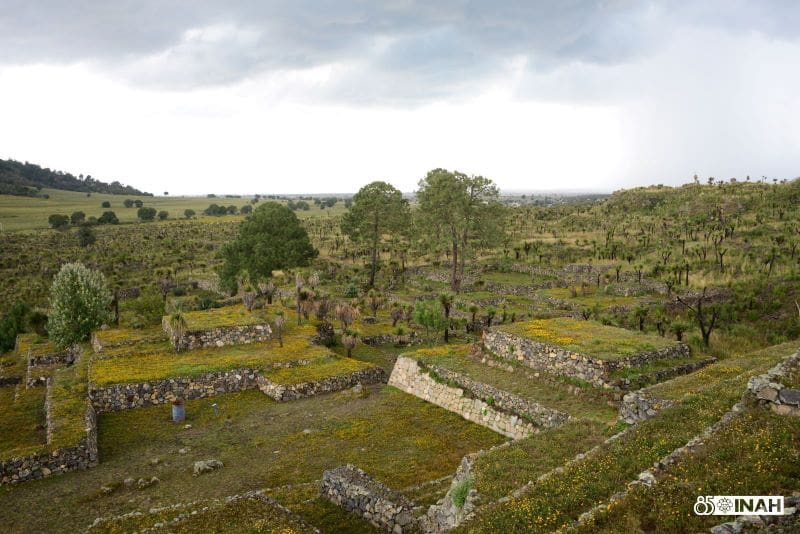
[
  {"xmin": 483, "ymin": 330, "xmax": 690, "ymax": 388},
  {"xmin": 321, "ymin": 465, "xmax": 418, "ymax": 533},
  {"xmin": 162, "ymin": 317, "xmax": 271, "ymax": 350},
  {"xmin": 388, "ymin": 356, "xmax": 549, "ymax": 439},
  {"xmin": 746, "ymin": 351, "xmax": 800, "ymax": 417},
  {"xmin": 258, "ymin": 367, "xmax": 386, "ymax": 402}
]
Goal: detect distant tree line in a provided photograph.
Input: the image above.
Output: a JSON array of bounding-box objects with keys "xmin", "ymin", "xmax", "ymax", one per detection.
[{"xmin": 0, "ymin": 158, "xmax": 152, "ymax": 197}]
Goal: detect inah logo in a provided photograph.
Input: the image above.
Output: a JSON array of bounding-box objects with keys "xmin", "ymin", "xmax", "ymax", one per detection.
[{"xmin": 694, "ymin": 496, "xmax": 784, "ymax": 516}]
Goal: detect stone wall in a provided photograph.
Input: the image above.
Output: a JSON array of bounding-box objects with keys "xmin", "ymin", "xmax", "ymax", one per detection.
[
  {"xmin": 320, "ymin": 464, "xmax": 418, "ymax": 533},
  {"xmin": 610, "ymin": 357, "xmax": 717, "ymax": 391},
  {"xmin": 419, "ymin": 361, "xmax": 569, "ymax": 429},
  {"xmin": 257, "ymin": 367, "xmax": 386, "ymax": 402},
  {"xmin": 0, "ymin": 405, "xmax": 98, "ymax": 485},
  {"xmin": 483, "ymin": 330, "xmax": 690, "ymax": 388},
  {"xmin": 422, "ymin": 454, "xmax": 479, "ymax": 532},
  {"xmin": 388, "ymin": 356, "xmax": 539, "ymax": 439},
  {"xmin": 746, "ymin": 352, "xmax": 800, "ymax": 417},
  {"xmin": 88, "ymin": 368, "xmax": 262, "ymax": 413},
  {"xmin": 27, "ymin": 345, "xmax": 78, "ymax": 367},
  {"xmin": 618, "ymin": 390, "xmax": 676, "ymax": 424},
  {"xmin": 163, "ymin": 317, "xmax": 271, "ymax": 350}
]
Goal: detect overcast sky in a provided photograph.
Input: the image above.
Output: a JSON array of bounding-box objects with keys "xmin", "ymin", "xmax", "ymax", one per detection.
[{"xmin": 1, "ymin": 1, "xmax": 798, "ymax": 195}]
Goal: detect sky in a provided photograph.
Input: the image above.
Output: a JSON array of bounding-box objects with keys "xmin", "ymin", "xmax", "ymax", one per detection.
[{"xmin": 0, "ymin": 1, "xmax": 798, "ymax": 195}]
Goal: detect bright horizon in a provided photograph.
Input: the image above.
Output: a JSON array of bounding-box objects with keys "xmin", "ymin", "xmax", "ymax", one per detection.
[{"xmin": 1, "ymin": 2, "xmax": 798, "ymax": 195}]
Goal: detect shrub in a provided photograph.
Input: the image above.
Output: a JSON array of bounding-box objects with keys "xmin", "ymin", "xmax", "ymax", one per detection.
[
  {"xmin": 134, "ymin": 199, "xmax": 143, "ymax": 208},
  {"xmin": 77, "ymin": 225, "xmax": 96, "ymax": 247},
  {"xmin": 126, "ymin": 289, "xmax": 164, "ymax": 327},
  {"xmin": 48, "ymin": 214, "xmax": 69, "ymax": 230},
  {"xmin": 240, "ymin": 204, "xmax": 252, "ymax": 214},
  {"xmin": 101, "ymin": 201, "xmax": 111, "ymax": 208},
  {"xmin": 48, "ymin": 262, "xmax": 113, "ymax": 348},
  {"xmin": 184, "ymin": 208, "xmax": 196, "ymax": 219},
  {"xmin": 98, "ymin": 211, "xmax": 119, "ymax": 224},
  {"xmin": 70, "ymin": 211, "xmax": 86, "ymax": 225},
  {"xmin": 123, "ymin": 199, "xmax": 134, "ymax": 208},
  {"xmin": 157, "ymin": 210, "xmax": 169, "ymax": 220},
  {"xmin": 0, "ymin": 302, "xmax": 30, "ymax": 352},
  {"xmin": 137, "ymin": 206, "xmax": 157, "ymax": 221}
]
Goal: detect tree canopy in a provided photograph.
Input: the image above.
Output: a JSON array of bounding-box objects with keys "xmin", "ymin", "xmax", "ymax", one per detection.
[
  {"xmin": 416, "ymin": 168, "xmax": 504, "ymax": 291},
  {"xmin": 341, "ymin": 181, "xmax": 410, "ymax": 287},
  {"xmin": 48, "ymin": 262, "xmax": 113, "ymax": 348},
  {"xmin": 218, "ymin": 202, "xmax": 317, "ymax": 292}
]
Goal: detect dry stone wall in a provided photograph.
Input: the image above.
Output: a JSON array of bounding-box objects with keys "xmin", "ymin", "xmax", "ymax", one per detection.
[
  {"xmin": 257, "ymin": 367, "xmax": 386, "ymax": 402},
  {"xmin": 88, "ymin": 368, "xmax": 262, "ymax": 413},
  {"xmin": 1, "ymin": 404, "xmax": 97, "ymax": 485},
  {"xmin": 162, "ymin": 317, "xmax": 271, "ymax": 350},
  {"xmin": 618, "ymin": 390, "xmax": 676, "ymax": 424},
  {"xmin": 483, "ymin": 330, "xmax": 690, "ymax": 388},
  {"xmin": 418, "ymin": 361, "xmax": 569, "ymax": 429},
  {"xmin": 321, "ymin": 464, "xmax": 419, "ymax": 533},
  {"xmin": 746, "ymin": 351, "xmax": 800, "ymax": 417},
  {"xmin": 388, "ymin": 356, "xmax": 540, "ymax": 439}
]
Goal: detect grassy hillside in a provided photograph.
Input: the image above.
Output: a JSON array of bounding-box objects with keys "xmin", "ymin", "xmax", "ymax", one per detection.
[{"xmin": 0, "ymin": 188, "xmax": 347, "ymax": 231}]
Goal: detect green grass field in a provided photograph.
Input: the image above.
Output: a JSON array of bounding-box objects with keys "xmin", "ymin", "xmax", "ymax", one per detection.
[{"xmin": 0, "ymin": 188, "xmax": 348, "ymax": 231}]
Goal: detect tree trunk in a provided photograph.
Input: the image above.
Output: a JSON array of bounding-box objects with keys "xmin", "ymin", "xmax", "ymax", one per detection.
[{"xmin": 451, "ymin": 237, "xmax": 460, "ymax": 292}]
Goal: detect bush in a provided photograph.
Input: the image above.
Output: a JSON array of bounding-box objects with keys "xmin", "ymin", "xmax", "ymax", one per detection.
[
  {"xmin": 77, "ymin": 225, "xmax": 96, "ymax": 247},
  {"xmin": 184, "ymin": 208, "xmax": 196, "ymax": 219},
  {"xmin": 134, "ymin": 199, "xmax": 143, "ymax": 208},
  {"xmin": 0, "ymin": 302, "xmax": 30, "ymax": 352},
  {"xmin": 137, "ymin": 206, "xmax": 157, "ymax": 221},
  {"xmin": 126, "ymin": 289, "xmax": 164, "ymax": 327},
  {"xmin": 48, "ymin": 214, "xmax": 69, "ymax": 230},
  {"xmin": 123, "ymin": 199, "xmax": 134, "ymax": 208},
  {"xmin": 240, "ymin": 204, "xmax": 252, "ymax": 214},
  {"xmin": 98, "ymin": 211, "xmax": 119, "ymax": 224},
  {"xmin": 70, "ymin": 211, "xmax": 86, "ymax": 225},
  {"xmin": 157, "ymin": 210, "xmax": 169, "ymax": 220},
  {"xmin": 48, "ymin": 262, "xmax": 113, "ymax": 347},
  {"xmin": 101, "ymin": 201, "xmax": 111, "ymax": 208}
]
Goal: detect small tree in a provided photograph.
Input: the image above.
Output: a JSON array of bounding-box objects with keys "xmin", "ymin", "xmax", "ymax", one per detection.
[
  {"xmin": 101, "ymin": 201, "xmax": 111, "ymax": 208},
  {"xmin": 124, "ymin": 199, "xmax": 134, "ymax": 208},
  {"xmin": 414, "ymin": 300, "xmax": 447, "ymax": 344},
  {"xmin": 70, "ymin": 211, "xmax": 86, "ymax": 225},
  {"xmin": 240, "ymin": 204, "xmax": 253, "ymax": 215},
  {"xmin": 157, "ymin": 210, "xmax": 169, "ymax": 220},
  {"xmin": 439, "ymin": 293, "xmax": 453, "ymax": 342},
  {"xmin": 242, "ymin": 288, "xmax": 257, "ymax": 311},
  {"xmin": 341, "ymin": 331, "xmax": 358, "ymax": 357},
  {"xmin": 98, "ymin": 211, "xmax": 119, "ymax": 224},
  {"xmin": 77, "ymin": 225, "xmax": 96, "ymax": 247},
  {"xmin": 367, "ymin": 289, "xmax": 384, "ymax": 317},
  {"xmin": 184, "ymin": 208, "xmax": 196, "ymax": 219},
  {"xmin": 258, "ymin": 281, "xmax": 276, "ymax": 304},
  {"xmin": 273, "ymin": 312, "xmax": 285, "ymax": 347},
  {"xmin": 336, "ymin": 302, "xmax": 359, "ymax": 331},
  {"xmin": 676, "ymin": 287, "xmax": 721, "ymax": 347},
  {"xmin": 168, "ymin": 312, "xmax": 187, "ymax": 352},
  {"xmin": 670, "ymin": 319, "xmax": 690, "ymax": 342},
  {"xmin": 138, "ymin": 206, "xmax": 157, "ymax": 221},
  {"xmin": 390, "ymin": 302, "xmax": 403, "ymax": 327},
  {"xmin": 134, "ymin": 199, "xmax": 143, "ymax": 208},
  {"xmin": 48, "ymin": 214, "xmax": 69, "ymax": 230},
  {"xmin": 48, "ymin": 262, "xmax": 113, "ymax": 348}
]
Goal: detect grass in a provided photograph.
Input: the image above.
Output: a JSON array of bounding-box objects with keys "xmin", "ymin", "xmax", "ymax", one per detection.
[
  {"xmin": 92, "ymin": 326, "xmax": 167, "ymax": 349},
  {"xmin": 261, "ymin": 356, "xmax": 378, "ymax": 385},
  {"xmin": 332, "ymin": 343, "xmax": 408, "ymax": 374},
  {"xmin": 459, "ymin": 340, "xmax": 798, "ymax": 533},
  {"xmin": 606, "ymin": 354, "xmax": 712, "ymax": 381},
  {"xmin": 0, "ymin": 386, "xmax": 503, "ymax": 532},
  {"xmin": 472, "ymin": 420, "xmax": 613, "ymax": 501},
  {"xmin": 89, "ymin": 336, "xmax": 331, "ymax": 386},
  {"xmin": 49, "ymin": 356, "xmax": 92, "ymax": 448},
  {"xmin": 539, "ymin": 287, "xmax": 639, "ymax": 308},
  {"xmin": 0, "ymin": 385, "xmax": 46, "ymax": 459},
  {"xmin": 575, "ymin": 407, "xmax": 800, "ymax": 533},
  {"xmin": 647, "ymin": 341, "xmax": 799, "ymax": 401},
  {"xmin": 0, "ymin": 187, "xmax": 349, "ymax": 231},
  {"xmin": 410, "ymin": 344, "xmax": 618, "ymax": 423},
  {"xmin": 266, "ymin": 484, "xmax": 380, "ymax": 533},
  {"xmin": 16, "ymin": 333, "xmax": 59, "ymax": 357},
  {"xmin": 180, "ymin": 304, "xmax": 270, "ymax": 330},
  {"xmin": 479, "ymin": 271, "xmax": 557, "ymax": 286},
  {"xmin": 497, "ymin": 317, "xmax": 676, "ymax": 360}
]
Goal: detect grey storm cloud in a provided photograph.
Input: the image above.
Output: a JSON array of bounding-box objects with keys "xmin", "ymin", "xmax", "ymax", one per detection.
[{"xmin": 0, "ymin": 0, "xmax": 798, "ymax": 101}]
